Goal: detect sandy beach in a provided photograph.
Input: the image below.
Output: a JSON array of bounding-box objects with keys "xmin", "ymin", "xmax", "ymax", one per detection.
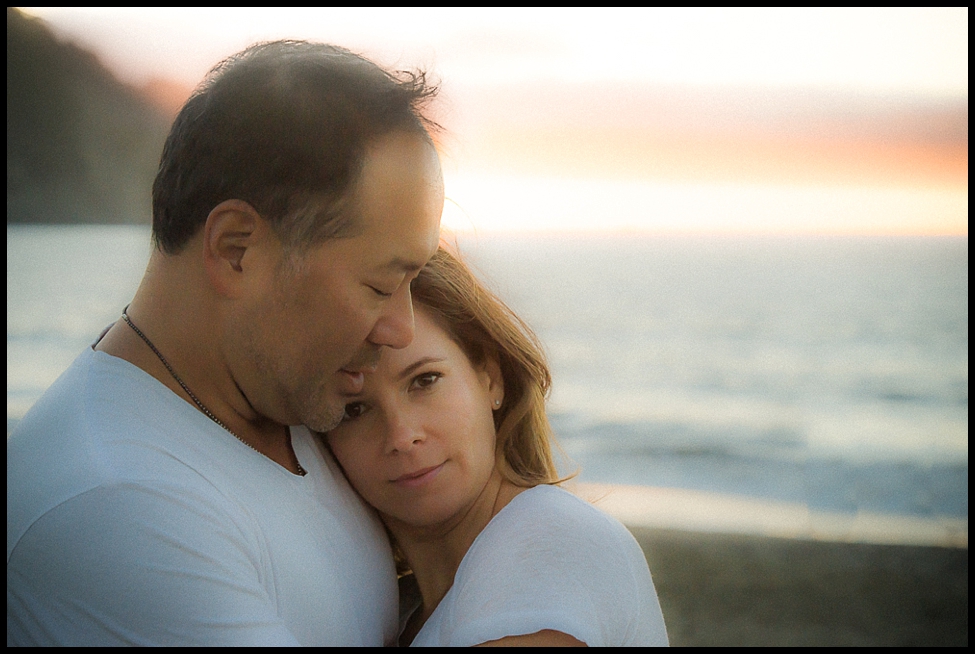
[{"xmin": 572, "ymin": 483, "xmax": 968, "ymax": 646}]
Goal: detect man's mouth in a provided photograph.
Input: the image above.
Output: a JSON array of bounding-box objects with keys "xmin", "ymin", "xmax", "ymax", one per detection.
[
  {"xmin": 343, "ymin": 348, "xmax": 381, "ymax": 375},
  {"xmin": 338, "ymin": 368, "xmax": 367, "ymax": 394},
  {"xmin": 338, "ymin": 349, "xmax": 382, "ymax": 393}
]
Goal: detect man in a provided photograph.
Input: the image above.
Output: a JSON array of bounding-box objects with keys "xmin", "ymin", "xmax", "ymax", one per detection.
[{"xmin": 7, "ymin": 41, "xmax": 444, "ymax": 646}]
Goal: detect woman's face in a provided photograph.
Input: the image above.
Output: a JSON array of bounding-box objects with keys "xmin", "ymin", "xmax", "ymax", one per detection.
[{"xmin": 326, "ymin": 307, "xmax": 504, "ymax": 530}]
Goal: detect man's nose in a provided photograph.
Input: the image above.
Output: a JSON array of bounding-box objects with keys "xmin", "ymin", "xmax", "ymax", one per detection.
[{"xmin": 368, "ymin": 284, "xmax": 415, "ymax": 350}]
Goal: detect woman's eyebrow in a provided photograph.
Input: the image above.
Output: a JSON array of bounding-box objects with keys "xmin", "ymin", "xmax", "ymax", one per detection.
[{"xmin": 397, "ymin": 357, "xmax": 446, "ymax": 382}]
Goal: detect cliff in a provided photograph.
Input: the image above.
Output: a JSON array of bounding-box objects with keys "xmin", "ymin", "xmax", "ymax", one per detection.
[{"xmin": 7, "ymin": 8, "xmax": 170, "ymax": 224}]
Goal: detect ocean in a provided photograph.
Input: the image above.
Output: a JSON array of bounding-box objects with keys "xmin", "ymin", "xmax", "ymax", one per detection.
[{"xmin": 7, "ymin": 225, "xmax": 969, "ymax": 520}]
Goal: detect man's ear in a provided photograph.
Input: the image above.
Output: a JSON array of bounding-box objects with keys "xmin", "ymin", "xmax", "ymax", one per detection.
[{"xmin": 202, "ymin": 199, "xmax": 268, "ymax": 297}]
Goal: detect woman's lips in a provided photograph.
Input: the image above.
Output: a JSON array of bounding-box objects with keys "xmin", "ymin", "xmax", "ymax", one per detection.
[{"xmin": 392, "ymin": 463, "xmax": 444, "ymax": 488}]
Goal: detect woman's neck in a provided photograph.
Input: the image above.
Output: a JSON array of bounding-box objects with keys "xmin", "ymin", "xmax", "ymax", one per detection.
[{"xmin": 388, "ymin": 474, "xmax": 526, "ymax": 639}]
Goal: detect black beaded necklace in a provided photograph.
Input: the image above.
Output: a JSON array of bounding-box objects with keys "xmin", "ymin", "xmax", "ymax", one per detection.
[{"xmin": 121, "ymin": 306, "xmax": 306, "ymax": 476}]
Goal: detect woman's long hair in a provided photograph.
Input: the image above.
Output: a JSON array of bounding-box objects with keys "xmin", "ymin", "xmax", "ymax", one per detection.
[{"xmin": 411, "ymin": 245, "xmax": 566, "ymax": 487}]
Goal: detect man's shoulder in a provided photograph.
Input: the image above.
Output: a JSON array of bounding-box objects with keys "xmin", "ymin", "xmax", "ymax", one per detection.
[
  {"xmin": 7, "ymin": 347, "xmax": 228, "ymax": 559},
  {"xmin": 10, "ymin": 346, "xmax": 159, "ymax": 440},
  {"xmin": 8, "ymin": 346, "xmax": 179, "ymax": 486},
  {"xmin": 9, "ymin": 349, "xmax": 111, "ymax": 540}
]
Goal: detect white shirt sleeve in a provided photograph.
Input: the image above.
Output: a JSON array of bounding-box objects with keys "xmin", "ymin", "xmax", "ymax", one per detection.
[{"xmin": 412, "ymin": 485, "xmax": 668, "ymax": 647}]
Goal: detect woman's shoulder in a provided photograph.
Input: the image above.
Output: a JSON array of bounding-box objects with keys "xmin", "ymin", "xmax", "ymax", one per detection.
[
  {"xmin": 442, "ymin": 484, "xmax": 668, "ymax": 647},
  {"xmin": 467, "ymin": 484, "xmax": 643, "ymax": 574},
  {"xmin": 495, "ymin": 484, "xmax": 634, "ymax": 542}
]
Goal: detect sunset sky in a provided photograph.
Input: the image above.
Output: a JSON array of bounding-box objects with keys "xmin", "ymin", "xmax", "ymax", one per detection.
[{"xmin": 17, "ymin": 7, "xmax": 969, "ymax": 235}]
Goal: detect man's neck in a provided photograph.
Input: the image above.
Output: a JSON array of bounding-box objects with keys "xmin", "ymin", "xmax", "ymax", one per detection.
[{"xmin": 97, "ymin": 249, "xmax": 302, "ymax": 475}]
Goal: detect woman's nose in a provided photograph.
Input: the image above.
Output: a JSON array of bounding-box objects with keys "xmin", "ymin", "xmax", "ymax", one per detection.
[{"xmin": 385, "ymin": 412, "xmax": 423, "ymax": 453}]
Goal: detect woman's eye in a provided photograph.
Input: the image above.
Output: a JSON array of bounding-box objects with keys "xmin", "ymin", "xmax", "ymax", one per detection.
[
  {"xmin": 369, "ymin": 286, "xmax": 393, "ymax": 298},
  {"xmin": 342, "ymin": 402, "xmax": 368, "ymax": 421},
  {"xmin": 412, "ymin": 372, "xmax": 442, "ymax": 390}
]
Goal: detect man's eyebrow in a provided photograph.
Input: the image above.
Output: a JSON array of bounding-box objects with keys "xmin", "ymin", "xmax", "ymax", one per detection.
[{"xmin": 397, "ymin": 357, "xmax": 446, "ymax": 382}]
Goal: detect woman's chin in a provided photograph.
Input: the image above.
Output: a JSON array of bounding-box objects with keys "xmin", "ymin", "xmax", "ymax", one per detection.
[{"xmin": 380, "ymin": 503, "xmax": 461, "ymax": 532}]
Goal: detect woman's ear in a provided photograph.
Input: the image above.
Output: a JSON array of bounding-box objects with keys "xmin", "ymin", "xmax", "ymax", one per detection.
[{"xmin": 480, "ymin": 355, "xmax": 505, "ymax": 410}]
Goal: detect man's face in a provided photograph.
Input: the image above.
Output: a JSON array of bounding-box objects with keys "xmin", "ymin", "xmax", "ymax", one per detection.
[{"xmin": 235, "ymin": 131, "xmax": 444, "ymax": 431}]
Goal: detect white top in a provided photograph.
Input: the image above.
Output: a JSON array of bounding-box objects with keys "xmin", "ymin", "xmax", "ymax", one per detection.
[
  {"xmin": 409, "ymin": 484, "xmax": 669, "ymax": 647},
  {"xmin": 7, "ymin": 347, "xmax": 398, "ymax": 646}
]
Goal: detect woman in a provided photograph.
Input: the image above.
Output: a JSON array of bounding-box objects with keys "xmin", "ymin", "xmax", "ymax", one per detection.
[{"xmin": 326, "ymin": 246, "xmax": 669, "ymax": 647}]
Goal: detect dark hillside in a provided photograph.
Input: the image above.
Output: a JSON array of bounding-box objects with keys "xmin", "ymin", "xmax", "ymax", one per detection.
[{"xmin": 7, "ymin": 8, "xmax": 170, "ymax": 224}]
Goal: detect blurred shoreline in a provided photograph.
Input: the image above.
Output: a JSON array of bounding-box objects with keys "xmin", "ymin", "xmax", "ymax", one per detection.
[
  {"xmin": 568, "ymin": 482, "xmax": 967, "ymax": 646},
  {"xmin": 571, "ymin": 482, "xmax": 967, "ymax": 548}
]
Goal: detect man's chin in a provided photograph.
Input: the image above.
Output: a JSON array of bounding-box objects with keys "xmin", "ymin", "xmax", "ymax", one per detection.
[{"xmin": 300, "ymin": 400, "xmax": 346, "ymax": 434}]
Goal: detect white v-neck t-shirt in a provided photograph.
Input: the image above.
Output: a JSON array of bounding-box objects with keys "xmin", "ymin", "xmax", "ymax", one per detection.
[
  {"xmin": 408, "ymin": 484, "xmax": 669, "ymax": 647},
  {"xmin": 8, "ymin": 347, "xmax": 398, "ymax": 646}
]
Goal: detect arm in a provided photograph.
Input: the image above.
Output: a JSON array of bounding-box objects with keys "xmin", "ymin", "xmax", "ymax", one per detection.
[{"xmin": 476, "ymin": 629, "xmax": 588, "ymax": 647}]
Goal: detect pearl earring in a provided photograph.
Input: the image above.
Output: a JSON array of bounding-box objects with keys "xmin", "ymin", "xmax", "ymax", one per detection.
[{"xmin": 494, "ymin": 399, "xmax": 501, "ymax": 407}]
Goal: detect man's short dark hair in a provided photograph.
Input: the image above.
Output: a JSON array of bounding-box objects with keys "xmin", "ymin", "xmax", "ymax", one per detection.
[{"xmin": 151, "ymin": 40, "xmax": 439, "ymax": 254}]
